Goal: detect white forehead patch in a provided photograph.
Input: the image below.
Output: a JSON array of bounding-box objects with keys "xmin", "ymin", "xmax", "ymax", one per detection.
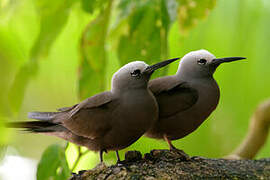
[
  {"xmin": 115, "ymin": 61, "xmax": 148, "ymax": 75},
  {"xmin": 111, "ymin": 61, "xmax": 149, "ymax": 91},
  {"xmin": 182, "ymin": 49, "xmax": 216, "ymax": 61}
]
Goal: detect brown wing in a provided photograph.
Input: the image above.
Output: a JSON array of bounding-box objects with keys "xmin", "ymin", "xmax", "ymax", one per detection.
[
  {"xmin": 61, "ymin": 91, "xmax": 114, "ymax": 139},
  {"xmin": 57, "ymin": 90, "xmax": 112, "ymax": 113},
  {"xmin": 149, "ymin": 76, "xmax": 198, "ymax": 118}
]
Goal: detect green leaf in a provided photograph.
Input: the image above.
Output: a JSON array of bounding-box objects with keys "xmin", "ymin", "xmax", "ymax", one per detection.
[
  {"xmin": 37, "ymin": 144, "xmax": 70, "ymax": 180},
  {"xmin": 8, "ymin": 60, "xmax": 38, "ymax": 113},
  {"xmin": 31, "ymin": 0, "xmax": 74, "ymax": 59},
  {"xmin": 8, "ymin": 0, "xmax": 74, "ymax": 113},
  {"xmin": 177, "ymin": 0, "xmax": 216, "ymax": 33},
  {"xmin": 78, "ymin": 0, "xmax": 112, "ymax": 100},
  {"xmin": 0, "ymin": 27, "xmax": 25, "ymax": 115},
  {"xmin": 81, "ymin": 0, "xmax": 96, "ymax": 13},
  {"xmin": 80, "ymin": 0, "xmax": 107, "ymax": 14},
  {"xmin": 115, "ymin": 0, "xmax": 172, "ymax": 77}
]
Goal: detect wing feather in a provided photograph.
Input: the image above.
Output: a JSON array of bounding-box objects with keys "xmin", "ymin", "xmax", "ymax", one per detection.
[
  {"xmin": 149, "ymin": 76, "xmax": 198, "ymax": 118},
  {"xmin": 61, "ymin": 91, "xmax": 114, "ymax": 139}
]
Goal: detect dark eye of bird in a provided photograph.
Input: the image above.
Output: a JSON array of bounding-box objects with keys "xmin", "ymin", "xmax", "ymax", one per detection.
[
  {"xmin": 131, "ymin": 69, "xmax": 141, "ymax": 77},
  {"xmin": 197, "ymin": 58, "xmax": 207, "ymax": 65}
]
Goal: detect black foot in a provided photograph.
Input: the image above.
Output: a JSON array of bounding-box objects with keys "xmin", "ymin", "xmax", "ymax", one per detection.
[
  {"xmin": 78, "ymin": 170, "xmax": 87, "ymax": 175},
  {"xmin": 191, "ymin": 156, "xmax": 207, "ymax": 161},
  {"xmin": 164, "ymin": 135, "xmax": 190, "ymax": 161},
  {"xmin": 170, "ymin": 148, "xmax": 190, "ymax": 161},
  {"xmin": 116, "ymin": 160, "xmax": 126, "ymax": 166},
  {"xmin": 70, "ymin": 172, "xmax": 81, "ymax": 180}
]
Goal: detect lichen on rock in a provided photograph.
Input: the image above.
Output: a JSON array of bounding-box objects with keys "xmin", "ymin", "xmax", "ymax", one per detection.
[{"xmin": 70, "ymin": 149, "xmax": 270, "ymax": 180}]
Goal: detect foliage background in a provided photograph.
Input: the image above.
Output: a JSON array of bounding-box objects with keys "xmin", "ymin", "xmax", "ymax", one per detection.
[{"xmin": 0, "ymin": 0, "xmax": 270, "ymax": 178}]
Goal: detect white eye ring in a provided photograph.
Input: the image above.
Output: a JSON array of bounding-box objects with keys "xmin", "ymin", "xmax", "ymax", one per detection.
[{"xmin": 197, "ymin": 59, "xmax": 207, "ymax": 65}]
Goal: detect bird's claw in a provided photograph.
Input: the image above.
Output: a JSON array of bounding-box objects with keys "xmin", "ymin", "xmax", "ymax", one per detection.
[
  {"xmin": 191, "ymin": 156, "xmax": 207, "ymax": 161},
  {"xmin": 116, "ymin": 160, "xmax": 126, "ymax": 166},
  {"xmin": 170, "ymin": 148, "xmax": 190, "ymax": 161}
]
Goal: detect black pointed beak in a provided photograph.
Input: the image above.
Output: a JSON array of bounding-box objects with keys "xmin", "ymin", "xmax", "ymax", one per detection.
[
  {"xmin": 143, "ymin": 57, "xmax": 179, "ymax": 74},
  {"xmin": 211, "ymin": 57, "xmax": 246, "ymax": 66}
]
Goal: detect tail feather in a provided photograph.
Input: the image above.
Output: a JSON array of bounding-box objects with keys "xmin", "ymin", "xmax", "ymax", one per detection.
[
  {"xmin": 7, "ymin": 121, "xmax": 56, "ymax": 129},
  {"xmin": 6, "ymin": 121, "xmax": 63, "ymax": 134},
  {"xmin": 25, "ymin": 124, "xmax": 67, "ymax": 133},
  {"xmin": 7, "ymin": 121, "xmax": 86, "ymax": 147},
  {"xmin": 28, "ymin": 111, "xmax": 59, "ymax": 121},
  {"xmin": 7, "ymin": 110, "xmax": 67, "ymax": 134}
]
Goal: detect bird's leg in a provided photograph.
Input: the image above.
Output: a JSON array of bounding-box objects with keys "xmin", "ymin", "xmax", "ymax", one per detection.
[
  {"xmin": 116, "ymin": 150, "xmax": 121, "ymax": 163},
  {"xmin": 163, "ymin": 134, "xmax": 190, "ymax": 160},
  {"xmin": 164, "ymin": 135, "xmax": 177, "ymax": 150},
  {"xmin": 99, "ymin": 149, "xmax": 107, "ymax": 163}
]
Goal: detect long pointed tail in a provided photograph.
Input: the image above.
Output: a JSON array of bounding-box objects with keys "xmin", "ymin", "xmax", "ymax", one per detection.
[
  {"xmin": 6, "ymin": 121, "xmax": 58, "ymax": 132},
  {"xmin": 7, "ymin": 110, "xmax": 66, "ymax": 133},
  {"xmin": 28, "ymin": 111, "xmax": 59, "ymax": 121}
]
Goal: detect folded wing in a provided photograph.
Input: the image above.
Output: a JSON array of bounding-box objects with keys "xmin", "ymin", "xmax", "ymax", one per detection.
[
  {"xmin": 61, "ymin": 91, "xmax": 114, "ymax": 139},
  {"xmin": 149, "ymin": 76, "xmax": 199, "ymax": 118},
  {"xmin": 10, "ymin": 91, "xmax": 114, "ymax": 140}
]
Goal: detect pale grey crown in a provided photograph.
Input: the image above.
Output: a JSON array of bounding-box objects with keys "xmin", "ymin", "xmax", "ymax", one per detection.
[
  {"xmin": 111, "ymin": 61, "xmax": 149, "ymax": 92},
  {"xmin": 177, "ymin": 49, "xmax": 216, "ymax": 78}
]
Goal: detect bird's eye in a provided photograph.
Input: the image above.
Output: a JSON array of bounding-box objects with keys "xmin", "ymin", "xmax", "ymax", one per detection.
[
  {"xmin": 131, "ymin": 69, "xmax": 141, "ymax": 77},
  {"xmin": 197, "ymin": 59, "xmax": 207, "ymax": 65}
]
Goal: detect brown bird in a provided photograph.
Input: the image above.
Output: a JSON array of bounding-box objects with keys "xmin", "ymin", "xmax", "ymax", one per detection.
[
  {"xmin": 8, "ymin": 58, "xmax": 179, "ymax": 162},
  {"xmin": 146, "ymin": 50, "xmax": 245, "ymax": 157}
]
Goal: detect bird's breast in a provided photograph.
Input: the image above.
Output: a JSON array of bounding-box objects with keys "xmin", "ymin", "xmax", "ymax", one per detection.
[
  {"xmin": 149, "ymin": 78, "xmax": 220, "ymax": 140},
  {"xmin": 102, "ymin": 89, "xmax": 158, "ymax": 150},
  {"xmin": 171, "ymin": 79, "xmax": 220, "ymax": 139},
  {"xmin": 111, "ymin": 90, "xmax": 158, "ymax": 134},
  {"xmin": 195, "ymin": 79, "xmax": 220, "ymax": 114}
]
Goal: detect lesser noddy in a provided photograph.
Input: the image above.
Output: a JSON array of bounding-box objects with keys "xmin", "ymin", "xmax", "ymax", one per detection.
[
  {"xmin": 8, "ymin": 58, "xmax": 179, "ymax": 162},
  {"xmin": 146, "ymin": 50, "xmax": 245, "ymax": 157}
]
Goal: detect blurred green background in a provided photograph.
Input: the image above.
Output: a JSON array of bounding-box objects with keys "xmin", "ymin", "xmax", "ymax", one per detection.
[{"xmin": 0, "ymin": 0, "xmax": 270, "ymax": 178}]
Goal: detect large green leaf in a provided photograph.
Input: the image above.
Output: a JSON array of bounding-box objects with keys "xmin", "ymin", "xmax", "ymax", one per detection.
[
  {"xmin": 37, "ymin": 144, "xmax": 70, "ymax": 180},
  {"xmin": 115, "ymin": 0, "xmax": 173, "ymax": 77},
  {"xmin": 80, "ymin": 0, "xmax": 96, "ymax": 13},
  {"xmin": 80, "ymin": 0, "xmax": 107, "ymax": 14},
  {"xmin": 0, "ymin": 26, "xmax": 26, "ymax": 144},
  {"xmin": 78, "ymin": 0, "xmax": 112, "ymax": 100},
  {"xmin": 8, "ymin": 0, "xmax": 74, "ymax": 113},
  {"xmin": 0, "ymin": 29, "xmax": 22, "ymax": 116},
  {"xmin": 177, "ymin": 0, "xmax": 216, "ymax": 33},
  {"xmin": 31, "ymin": 0, "xmax": 74, "ymax": 59}
]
